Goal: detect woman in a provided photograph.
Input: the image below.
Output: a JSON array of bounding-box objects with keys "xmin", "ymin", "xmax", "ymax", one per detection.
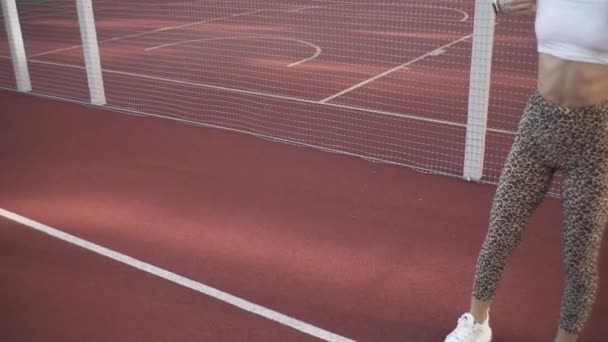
[{"xmin": 444, "ymin": 0, "xmax": 608, "ymax": 341}]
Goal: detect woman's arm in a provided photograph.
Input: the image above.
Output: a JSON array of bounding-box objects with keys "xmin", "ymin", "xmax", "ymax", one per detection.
[{"xmin": 493, "ymin": 0, "xmax": 536, "ymax": 14}]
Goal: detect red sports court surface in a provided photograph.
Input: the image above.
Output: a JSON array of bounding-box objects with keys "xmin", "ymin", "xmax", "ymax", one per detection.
[
  {"xmin": 0, "ymin": 0, "xmax": 603, "ymax": 341},
  {"xmin": 2, "ymin": 90, "xmax": 608, "ymax": 341},
  {"xmin": 0, "ymin": 217, "xmax": 320, "ymax": 342}
]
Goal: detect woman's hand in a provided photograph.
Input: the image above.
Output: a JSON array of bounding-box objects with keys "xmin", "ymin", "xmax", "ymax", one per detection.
[{"xmin": 495, "ymin": 0, "xmax": 536, "ymax": 14}]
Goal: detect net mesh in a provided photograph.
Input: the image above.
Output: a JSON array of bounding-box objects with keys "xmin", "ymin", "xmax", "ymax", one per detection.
[
  {"xmin": 1, "ymin": 0, "xmax": 546, "ymax": 190},
  {"xmin": 0, "ymin": 9, "xmax": 15, "ymax": 89},
  {"xmin": 96, "ymin": 0, "xmax": 476, "ymax": 176},
  {"xmin": 16, "ymin": 0, "xmax": 88, "ymax": 101}
]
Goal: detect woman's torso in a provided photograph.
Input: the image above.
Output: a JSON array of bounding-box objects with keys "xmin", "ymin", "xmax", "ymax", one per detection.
[{"xmin": 535, "ymin": 0, "xmax": 608, "ymax": 107}]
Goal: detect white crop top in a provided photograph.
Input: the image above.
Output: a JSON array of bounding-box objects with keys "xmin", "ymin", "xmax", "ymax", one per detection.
[{"xmin": 535, "ymin": 0, "xmax": 608, "ymax": 64}]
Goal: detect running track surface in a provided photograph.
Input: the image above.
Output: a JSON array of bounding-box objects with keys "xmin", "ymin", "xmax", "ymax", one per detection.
[{"xmin": 2, "ymin": 90, "xmax": 608, "ymax": 341}]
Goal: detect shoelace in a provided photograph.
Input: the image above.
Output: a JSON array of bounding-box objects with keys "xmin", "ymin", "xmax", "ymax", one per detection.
[{"xmin": 450, "ymin": 316, "xmax": 479, "ymax": 341}]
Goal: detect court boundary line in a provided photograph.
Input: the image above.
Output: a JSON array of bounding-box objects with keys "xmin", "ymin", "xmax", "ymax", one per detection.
[
  {"xmin": 291, "ymin": 3, "xmax": 469, "ymax": 22},
  {"xmin": 25, "ymin": 58, "xmax": 471, "ymax": 129},
  {"xmin": 144, "ymin": 35, "xmax": 322, "ymax": 68},
  {"xmin": 27, "ymin": 9, "xmax": 264, "ymax": 58},
  {"xmin": 10, "ymin": 58, "xmax": 515, "ymax": 135},
  {"xmin": 0, "ymin": 56, "xmax": 515, "ymax": 135},
  {"xmin": 320, "ymin": 33, "xmax": 473, "ymax": 103},
  {"xmin": 0, "ymin": 208, "xmax": 357, "ymax": 342}
]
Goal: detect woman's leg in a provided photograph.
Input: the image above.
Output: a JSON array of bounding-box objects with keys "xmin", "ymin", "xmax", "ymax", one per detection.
[
  {"xmin": 470, "ymin": 96, "xmax": 556, "ymax": 322},
  {"xmin": 556, "ymin": 154, "xmax": 608, "ymax": 341},
  {"xmin": 469, "ymin": 141, "xmax": 555, "ymax": 321}
]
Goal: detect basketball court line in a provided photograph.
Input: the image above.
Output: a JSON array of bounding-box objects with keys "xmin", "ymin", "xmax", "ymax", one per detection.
[
  {"xmin": 27, "ymin": 9, "xmax": 264, "ymax": 58},
  {"xmin": 145, "ymin": 35, "xmax": 322, "ymax": 68},
  {"xmin": 24, "ymin": 3, "xmax": 470, "ymax": 58},
  {"xmin": 1, "ymin": 56, "xmax": 514, "ymax": 135},
  {"xmin": 0, "ymin": 208, "xmax": 356, "ymax": 342},
  {"xmin": 291, "ymin": 3, "xmax": 470, "ymax": 22},
  {"xmin": 17, "ymin": 3, "xmax": 475, "ymax": 113},
  {"xmin": 23, "ymin": 58, "xmax": 469, "ymax": 129},
  {"xmin": 319, "ymin": 33, "xmax": 473, "ymax": 103}
]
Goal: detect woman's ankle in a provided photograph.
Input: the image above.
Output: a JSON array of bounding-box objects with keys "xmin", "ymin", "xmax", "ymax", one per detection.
[
  {"xmin": 554, "ymin": 327, "xmax": 578, "ymax": 342},
  {"xmin": 469, "ymin": 297, "xmax": 491, "ymax": 323},
  {"xmin": 470, "ymin": 308, "xmax": 489, "ymax": 324}
]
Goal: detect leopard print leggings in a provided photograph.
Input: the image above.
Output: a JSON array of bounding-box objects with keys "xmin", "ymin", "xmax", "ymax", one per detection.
[{"xmin": 472, "ymin": 91, "xmax": 608, "ymax": 335}]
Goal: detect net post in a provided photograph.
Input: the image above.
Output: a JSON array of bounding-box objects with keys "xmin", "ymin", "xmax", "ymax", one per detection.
[
  {"xmin": 463, "ymin": 0, "xmax": 496, "ymax": 181},
  {"xmin": 75, "ymin": 0, "xmax": 105, "ymax": 105},
  {"xmin": 1, "ymin": 0, "xmax": 31, "ymax": 92}
]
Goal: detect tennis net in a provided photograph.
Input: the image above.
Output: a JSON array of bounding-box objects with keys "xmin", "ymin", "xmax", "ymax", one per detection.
[{"xmin": 1, "ymin": 0, "xmax": 551, "ymax": 191}]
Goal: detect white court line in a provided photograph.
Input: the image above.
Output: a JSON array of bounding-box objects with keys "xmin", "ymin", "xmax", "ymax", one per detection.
[
  {"xmin": 103, "ymin": 9, "xmax": 263, "ymax": 43},
  {"xmin": 27, "ymin": 58, "xmax": 476, "ymax": 130},
  {"xmin": 319, "ymin": 34, "xmax": 473, "ymax": 103},
  {"xmin": 28, "ymin": 9, "xmax": 263, "ymax": 58},
  {"xmin": 145, "ymin": 35, "xmax": 322, "ymax": 68},
  {"xmin": 291, "ymin": 3, "xmax": 469, "ymax": 22},
  {"xmin": 18, "ymin": 1, "xmax": 205, "ymax": 20},
  {"xmin": 0, "ymin": 208, "xmax": 356, "ymax": 342},
  {"xmin": 28, "ymin": 46, "xmax": 83, "ymax": 59},
  {"xmin": 456, "ymin": 9, "xmax": 470, "ymax": 22},
  {"xmin": 9, "ymin": 58, "xmax": 516, "ymax": 135},
  {"xmin": 21, "ymin": 10, "xmax": 76, "ymax": 20}
]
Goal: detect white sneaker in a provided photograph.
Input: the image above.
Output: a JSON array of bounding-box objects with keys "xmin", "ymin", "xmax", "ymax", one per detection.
[{"xmin": 444, "ymin": 312, "xmax": 492, "ymax": 342}]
